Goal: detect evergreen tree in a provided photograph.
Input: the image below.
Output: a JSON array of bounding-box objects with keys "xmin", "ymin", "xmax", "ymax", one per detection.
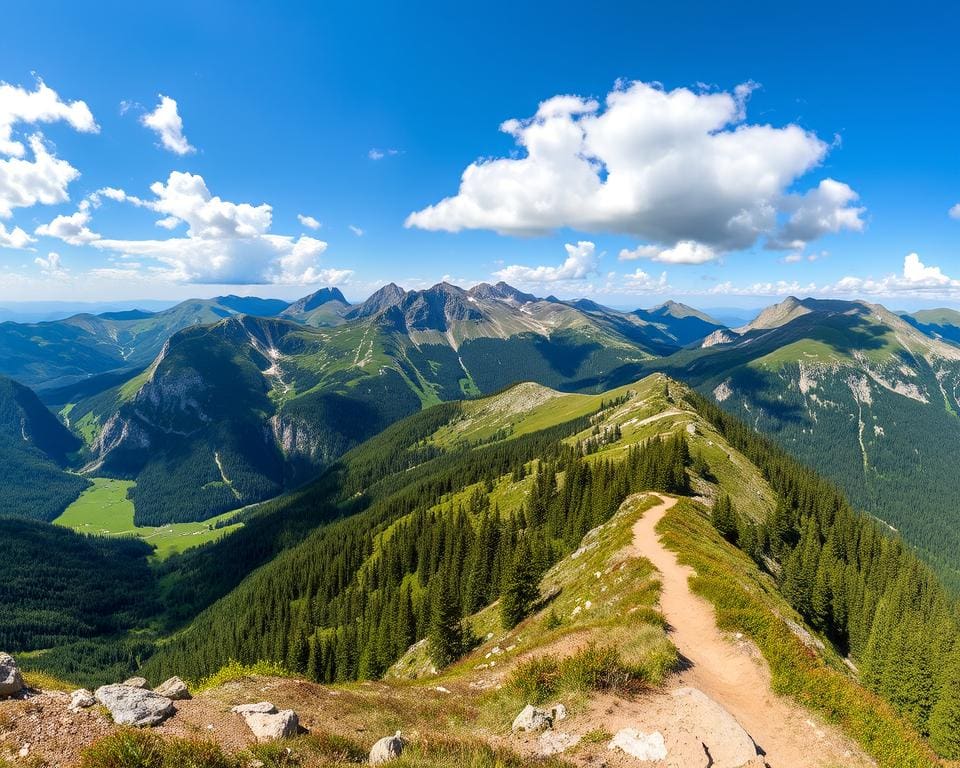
[
  {"xmin": 500, "ymin": 537, "xmax": 539, "ymax": 629},
  {"xmin": 427, "ymin": 565, "xmax": 463, "ymax": 668}
]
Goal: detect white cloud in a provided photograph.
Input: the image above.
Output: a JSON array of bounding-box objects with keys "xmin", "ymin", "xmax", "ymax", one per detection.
[
  {"xmin": 155, "ymin": 215, "xmax": 180, "ymax": 230},
  {"xmin": 76, "ymin": 171, "xmax": 349, "ymax": 285},
  {"xmin": 406, "ymin": 80, "xmax": 863, "ymax": 260},
  {"xmin": 0, "ymin": 133, "xmax": 83, "ymax": 218},
  {"xmin": 494, "ymin": 241, "xmax": 600, "ymax": 283},
  {"xmin": 298, "ymin": 213, "xmax": 321, "ymax": 230},
  {"xmin": 950, "ymin": 203, "xmax": 960, "ymax": 220},
  {"xmin": 34, "ymin": 251, "xmax": 68, "ymax": 278},
  {"xmin": 0, "ymin": 80, "xmax": 97, "ymax": 157},
  {"xmin": 35, "ymin": 209, "xmax": 99, "ymax": 245},
  {"xmin": 621, "ymin": 267, "xmax": 669, "ymax": 292},
  {"xmin": 0, "ymin": 222, "xmax": 34, "ymax": 249},
  {"xmin": 368, "ymin": 148, "xmax": 399, "ymax": 160},
  {"xmin": 767, "ymin": 179, "xmax": 865, "ymax": 250},
  {"xmin": 141, "ymin": 95, "xmax": 195, "ymax": 155},
  {"xmin": 348, "ymin": 224, "xmax": 364, "ymax": 237},
  {"xmin": 706, "ymin": 253, "xmax": 960, "ymax": 298},
  {"xmin": 619, "ymin": 240, "xmax": 717, "ymax": 264}
]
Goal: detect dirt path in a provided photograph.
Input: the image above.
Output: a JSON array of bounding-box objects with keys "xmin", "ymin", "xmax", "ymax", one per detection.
[{"xmin": 631, "ymin": 494, "xmax": 871, "ymax": 768}]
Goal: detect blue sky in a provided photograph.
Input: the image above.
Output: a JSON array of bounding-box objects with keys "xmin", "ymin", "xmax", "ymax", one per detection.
[{"xmin": 0, "ymin": 0, "xmax": 958, "ymax": 310}]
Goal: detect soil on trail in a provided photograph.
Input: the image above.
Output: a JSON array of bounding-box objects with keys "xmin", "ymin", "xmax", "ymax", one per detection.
[{"xmin": 629, "ymin": 494, "xmax": 871, "ymax": 768}]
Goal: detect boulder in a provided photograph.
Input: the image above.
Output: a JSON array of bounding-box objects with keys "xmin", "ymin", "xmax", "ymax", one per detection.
[
  {"xmin": 122, "ymin": 676, "xmax": 150, "ymax": 689},
  {"xmin": 69, "ymin": 688, "xmax": 96, "ymax": 710},
  {"xmin": 155, "ymin": 676, "xmax": 191, "ymax": 700},
  {"xmin": 94, "ymin": 685, "xmax": 175, "ymax": 727},
  {"xmin": 231, "ymin": 701, "xmax": 277, "ymax": 715},
  {"xmin": 0, "ymin": 653, "xmax": 24, "ymax": 697},
  {"xmin": 549, "ymin": 703, "xmax": 567, "ymax": 722},
  {"xmin": 608, "ymin": 729, "xmax": 668, "ymax": 761},
  {"xmin": 369, "ymin": 731, "xmax": 406, "ymax": 765},
  {"xmin": 242, "ymin": 709, "xmax": 299, "ymax": 742},
  {"xmin": 511, "ymin": 704, "xmax": 553, "ymax": 732},
  {"xmin": 668, "ymin": 687, "xmax": 758, "ymax": 768}
]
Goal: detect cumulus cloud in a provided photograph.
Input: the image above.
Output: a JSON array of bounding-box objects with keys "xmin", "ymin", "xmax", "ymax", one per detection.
[
  {"xmin": 767, "ymin": 179, "xmax": 865, "ymax": 250},
  {"xmin": 141, "ymin": 95, "xmax": 195, "ymax": 155},
  {"xmin": 0, "ymin": 80, "xmax": 97, "ymax": 221},
  {"xmin": 298, "ymin": 213, "xmax": 321, "ymax": 230},
  {"xmin": 0, "ymin": 80, "xmax": 97, "ymax": 157},
  {"xmin": 67, "ymin": 171, "xmax": 349, "ymax": 285},
  {"xmin": 34, "ymin": 251, "xmax": 67, "ymax": 277},
  {"xmin": 0, "ymin": 222, "xmax": 34, "ymax": 249},
  {"xmin": 35, "ymin": 209, "xmax": 100, "ymax": 245},
  {"xmin": 950, "ymin": 203, "xmax": 960, "ymax": 220},
  {"xmin": 706, "ymin": 253, "xmax": 960, "ymax": 298},
  {"xmin": 406, "ymin": 80, "xmax": 863, "ymax": 261},
  {"xmin": 619, "ymin": 240, "xmax": 717, "ymax": 264},
  {"xmin": 0, "ymin": 134, "xmax": 83, "ymax": 218},
  {"xmin": 622, "ymin": 267, "xmax": 669, "ymax": 292},
  {"xmin": 495, "ymin": 241, "xmax": 600, "ymax": 283}
]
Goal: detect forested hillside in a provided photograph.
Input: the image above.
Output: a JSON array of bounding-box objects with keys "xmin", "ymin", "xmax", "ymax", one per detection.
[
  {"xmin": 0, "ymin": 374, "xmax": 88, "ymax": 519},
  {"xmin": 130, "ymin": 374, "xmax": 960, "ymax": 760}
]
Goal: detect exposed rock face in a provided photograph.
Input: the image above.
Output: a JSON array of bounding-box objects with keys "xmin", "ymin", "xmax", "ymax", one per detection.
[
  {"xmin": 94, "ymin": 685, "xmax": 174, "ymax": 727},
  {"xmin": 69, "ymin": 689, "xmax": 96, "ymax": 710},
  {"xmin": 122, "ymin": 676, "xmax": 150, "ymax": 689},
  {"xmin": 241, "ymin": 710, "xmax": 299, "ymax": 742},
  {"xmin": 0, "ymin": 653, "xmax": 24, "ymax": 697},
  {"xmin": 369, "ymin": 731, "xmax": 406, "ymax": 764},
  {"xmin": 608, "ymin": 728, "xmax": 668, "ymax": 760},
  {"xmin": 155, "ymin": 676, "xmax": 191, "ymax": 700},
  {"xmin": 511, "ymin": 704, "xmax": 553, "ymax": 732}
]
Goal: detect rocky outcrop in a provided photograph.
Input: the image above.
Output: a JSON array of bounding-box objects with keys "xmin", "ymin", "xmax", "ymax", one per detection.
[
  {"xmin": 94, "ymin": 684, "xmax": 174, "ymax": 727},
  {"xmin": 155, "ymin": 676, "xmax": 191, "ymax": 700},
  {"xmin": 0, "ymin": 653, "xmax": 24, "ymax": 697},
  {"xmin": 231, "ymin": 701, "xmax": 299, "ymax": 742},
  {"xmin": 511, "ymin": 704, "xmax": 553, "ymax": 733},
  {"xmin": 122, "ymin": 676, "xmax": 150, "ymax": 689},
  {"xmin": 369, "ymin": 731, "xmax": 406, "ymax": 764},
  {"xmin": 608, "ymin": 728, "xmax": 668, "ymax": 760},
  {"xmin": 69, "ymin": 689, "xmax": 96, "ymax": 710}
]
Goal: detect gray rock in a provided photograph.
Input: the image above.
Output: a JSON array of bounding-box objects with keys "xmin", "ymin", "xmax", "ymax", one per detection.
[
  {"xmin": 242, "ymin": 709, "xmax": 299, "ymax": 742},
  {"xmin": 511, "ymin": 704, "xmax": 553, "ymax": 732},
  {"xmin": 94, "ymin": 685, "xmax": 174, "ymax": 727},
  {"xmin": 607, "ymin": 729, "xmax": 668, "ymax": 760},
  {"xmin": 538, "ymin": 730, "xmax": 580, "ymax": 756},
  {"xmin": 122, "ymin": 676, "xmax": 150, "ymax": 689},
  {"xmin": 155, "ymin": 676, "xmax": 191, "ymax": 700},
  {"xmin": 369, "ymin": 731, "xmax": 406, "ymax": 765},
  {"xmin": 668, "ymin": 687, "xmax": 758, "ymax": 768},
  {"xmin": 549, "ymin": 703, "xmax": 567, "ymax": 722},
  {"xmin": 69, "ymin": 688, "xmax": 96, "ymax": 710},
  {"xmin": 0, "ymin": 653, "xmax": 24, "ymax": 697},
  {"xmin": 231, "ymin": 701, "xmax": 277, "ymax": 715}
]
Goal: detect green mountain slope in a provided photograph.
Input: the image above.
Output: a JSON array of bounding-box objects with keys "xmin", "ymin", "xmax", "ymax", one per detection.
[
  {"xmin": 64, "ymin": 283, "xmax": 677, "ymax": 525},
  {"xmin": 632, "ymin": 299, "xmax": 727, "ymax": 346},
  {"xmin": 904, "ymin": 307, "xmax": 960, "ymax": 346},
  {"xmin": 637, "ymin": 297, "xmax": 960, "ymax": 585},
  {"xmin": 280, "ymin": 287, "xmax": 352, "ymax": 326},
  {"xmin": 0, "ymin": 295, "xmax": 290, "ymax": 390},
  {"xmin": 130, "ymin": 374, "xmax": 959, "ymax": 765},
  {"xmin": 0, "ymin": 375, "xmax": 88, "ymax": 519}
]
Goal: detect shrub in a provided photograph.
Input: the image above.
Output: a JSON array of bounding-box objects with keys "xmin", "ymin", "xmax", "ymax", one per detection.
[
  {"xmin": 80, "ymin": 731, "xmax": 239, "ymax": 768},
  {"xmin": 558, "ymin": 644, "xmax": 630, "ymax": 694},
  {"xmin": 507, "ymin": 656, "xmax": 560, "ymax": 704},
  {"xmin": 195, "ymin": 659, "xmax": 293, "ymax": 691}
]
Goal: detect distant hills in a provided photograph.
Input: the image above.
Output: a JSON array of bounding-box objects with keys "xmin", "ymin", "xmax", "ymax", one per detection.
[{"xmin": 7, "ymin": 282, "xmax": 960, "ymax": 586}]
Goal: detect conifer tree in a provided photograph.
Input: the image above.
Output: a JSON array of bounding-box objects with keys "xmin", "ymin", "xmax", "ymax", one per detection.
[
  {"xmin": 500, "ymin": 536, "xmax": 538, "ymax": 629},
  {"xmin": 427, "ymin": 565, "xmax": 463, "ymax": 668}
]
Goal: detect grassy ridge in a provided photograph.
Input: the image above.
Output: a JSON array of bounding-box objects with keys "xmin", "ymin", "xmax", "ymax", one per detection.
[{"xmin": 657, "ymin": 498, "xmax": 940, "ymax": 768}]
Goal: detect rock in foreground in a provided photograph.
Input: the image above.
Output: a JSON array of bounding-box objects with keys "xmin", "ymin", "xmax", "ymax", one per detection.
[
  {"xmin": 69, "ymin": 688, "xmax": 96, "ymax": 710},
  {"xmin": 94, "ymin": 685, "xmax": 174, "ymax": 727},
  {"xmin": 0, "ymin": 653, "xmax": 24, "ymax": 697},
  {"xmin": 155, "ymin": 676, "xmax": 191, "ymax": 700},
  {"xmin": 242, "ymin": 710, "xmax": 299, "ymax": 742},
  {"xmin": 511, "ymin": 704, "xmax": 553, "ymax": 732},
  {"xmin": 369, "ymin": 731, "xmax": 406, "ymax": 764}
]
